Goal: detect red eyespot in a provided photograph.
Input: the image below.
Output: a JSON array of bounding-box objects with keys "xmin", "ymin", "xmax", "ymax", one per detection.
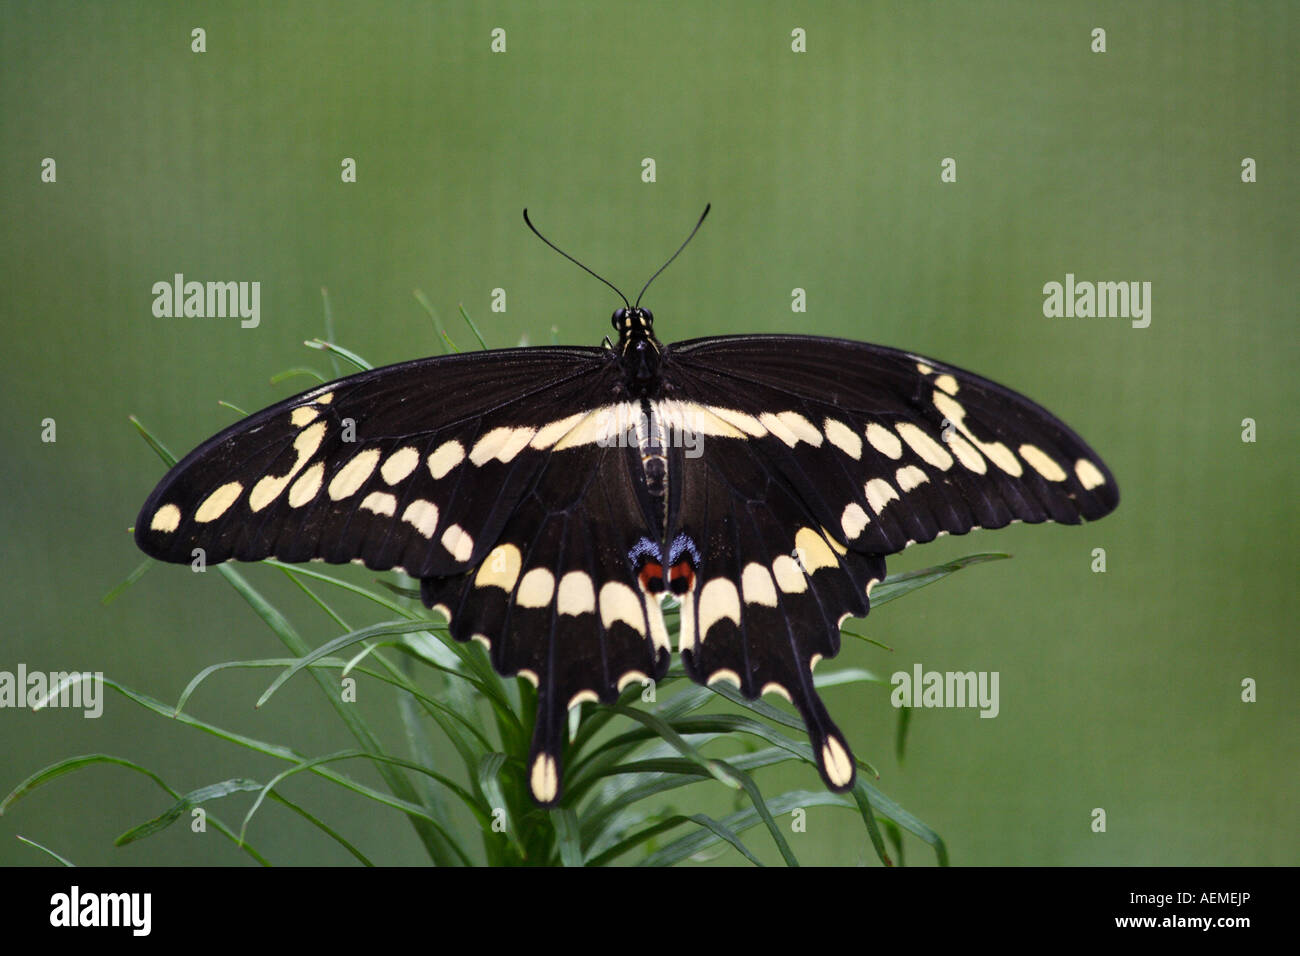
[
  {"xmin": 638, "ymin": 562, "xmax": 664, "ymax": 594},
  {"xmin": 668, "ymin": 561, "xmax": 695, "ymax": 595}
]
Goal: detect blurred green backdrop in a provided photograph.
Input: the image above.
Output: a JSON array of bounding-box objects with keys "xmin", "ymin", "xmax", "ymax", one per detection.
[{"xmin": 1, "ymin": 1, "xmax": 1295, "ymax": 866}]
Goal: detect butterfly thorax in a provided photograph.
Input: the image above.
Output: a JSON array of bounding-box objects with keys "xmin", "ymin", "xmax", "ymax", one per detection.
[{"xmin": 613, "ymin": 307, "xmax": 662, "ymax": 397}]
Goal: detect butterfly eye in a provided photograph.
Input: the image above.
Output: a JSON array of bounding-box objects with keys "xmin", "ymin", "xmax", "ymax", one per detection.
[
  {"xmin": 611, "ymin": 308, "xmax": 627, "ymax": 330},
  {"xmin": 641, "ymin": 309, "xmax": 654, "ymax": 324}
]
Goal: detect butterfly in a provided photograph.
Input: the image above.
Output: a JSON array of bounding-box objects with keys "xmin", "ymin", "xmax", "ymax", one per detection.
[{"xmin": 135, "ymin": 206, "xmax": 1119, "ymax": 805}]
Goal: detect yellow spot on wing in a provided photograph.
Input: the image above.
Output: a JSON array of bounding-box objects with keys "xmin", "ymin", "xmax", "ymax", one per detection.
[
  {"xmin": 698, "ymin": 578, "xmax": 741, "ymax": 637},
  {"xmin": 896, "ymin": 422, "xmax": 953, "ymax": 470},
  {"xmin": 864, "ymin": 478, "xmax": 900, "ymax": 515},
  {"xmin": 1075, "ymin": 458, "xmax": 1106, "ymax": 490},
  {"xmin": 401, "ymin": 499, "xmax": 439, "ymax": 538},
  {"xmin": 823, "ymin": 418, "xmax": 862, "ymax": 459},
  {"xmin": 475, "ymin": 543, "xmax": 521, "ymax": 589},
  {"xmin": 251, "ymin": 421, "xmax": 328, "ymax": 511},
  {"xmin": 837, "ymin": 502, "xmax": 868, "ymax": 538},
  {"xmin": 599, "ymin": 581, "xmax": 645, "ymax": 635},
  {"xmin": 290, "ymin": 405, "xmax": 319, "ymax": 427},
  {"xmin": 195, "ymin": 481, "xmax": 243, "ymax": 522},
  {"xmin": 865, "ymin": 423, "xmax": 903, "ymax": 460},
  {"xmin": 288, "ymin": 461, "xmax": 325, "ymax": 507},
  {"xmin": 895, "ymin": 465, "xmax": 928, "ymax": 491},
  {"xmin": 821, "ymin": 736, "xmax": 854, "ymax": 788},
  {"xmin": 557, "ymin": 571, "xmax": 596, "ymax": 616},
  {"xmin": 380, "ymin": 447, "xmax": 420, "ymax": 484},
  {"xmin": 150, "ymin": 503, "xmax": 182, "ymax": 532},
  {"xmin": 1019, "ymin": 443, "xmax": 1067, "ymax": 481},
  {"xmin": 741, "ymin": 562, "xmax": 779, "ymax": 607},
  {"xmin": 530, "ymin": 754, "xmax": 559, "ymax": 803},
  {"xmin": 426, "ymin": 440, "xmax": 465, "ymax": 480},
  {"xmin": 772, "ymin": 554, "xmax": 807, "ymax": 593},
  {"xmin": 516, "ymin": 567, "xmax": 556, "ymax": 607},
  {"xmin": 794, "ymin": 527, "xmax": 838, "ymax": 572},
  {"xmin": 441, "ymin": 524, "xmax": 475, "ymax": 562},
  {"xmin": 328, "ymin": 448, "xmax": 381, "ymax": 500},
  {"xmin": 359, "ymin": 491, "xmax": 397, "ymax": 516}
]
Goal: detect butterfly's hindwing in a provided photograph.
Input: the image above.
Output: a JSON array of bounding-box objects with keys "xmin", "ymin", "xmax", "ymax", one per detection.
[
  {"xmin": 668, "ymin": 439, "xmax": 884, "ymax": 790},
  {"xmin": 421, "ymin": 440, "xmax": 671, "ymax": 805}
]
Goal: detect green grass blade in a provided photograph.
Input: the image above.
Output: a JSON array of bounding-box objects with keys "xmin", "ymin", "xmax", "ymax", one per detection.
[
  {"xmin": 213, "ymin": 564, "xmax": 460, "ymax": 865},
  {"xmin": 116, "ymin": 778, "xmax": 263, "ymax": 844},
  {"xmin": 3, "ymin": 754, "xmax": 270, "ymax": 865},
  {"xmin": 16, "ymin": 835, "xmax": 76, "ymax": 866},
  {"xmin": 413, "ymin": 290, "xmax": 459, "ymax": 353},
  {"xmin": 101, "ymin": 559, "xmax": 153, "ymax": 606},
  {"xmin": 869, "ymin": 552, "xmax": 1010, "ymax": 607},
  {"xmin": 596, "ymin": 813, "xmax": 764, "ymax": 867},
  {"xmin": 638, "ymin": 790, "xmax": 845, "ymax": 867},
  {"xmin": 129, "ymin": 415, "xmax": 178, "ymax": 467},
  {"xmin": 477, "ymin": 753, "xmax": 526, "ymax": 858},
  {"xmin": 320, "ymin": 287, "xmax": 341, "ymax": 378},
  {"xmin": 551, "ymin": 808, "xmax": 584, "ymax": 867},
  {"xmin": 269, "ymin": 366, "xmax": 327, "ymax": 386},
  {"xmin": 303, "ymin": 338, "xmax": 372, "ymax": 371},
  {"xmin": 458, "ymin": 304, "xmax": 488, "ymax": 349}
]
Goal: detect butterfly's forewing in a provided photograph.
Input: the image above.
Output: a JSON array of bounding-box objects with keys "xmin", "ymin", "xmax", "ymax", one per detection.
[
  {"xmin": 665, "ymin": 334, "xmax": 1119, "ymax": 555},
  {"xmin": 136, "ymin": 347, "xmax": 616, "ymax": 577}
]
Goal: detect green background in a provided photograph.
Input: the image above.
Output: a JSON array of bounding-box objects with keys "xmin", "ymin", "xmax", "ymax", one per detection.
[{"xmin": 1, "ymin": 1, "xmax": 1294, "ymax": 866}]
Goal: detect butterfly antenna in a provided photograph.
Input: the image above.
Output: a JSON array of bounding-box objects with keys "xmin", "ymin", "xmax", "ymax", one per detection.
[
  {"xmin": 523, "ymin": 209, "xmax": 630, "ymax": 309},
  {"xmin": 635, "ymin": 203, "xmax": 711, "ymax": 308}
]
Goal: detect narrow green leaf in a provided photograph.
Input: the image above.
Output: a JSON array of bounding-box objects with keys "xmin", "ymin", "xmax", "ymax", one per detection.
[
  {"xmin": 320, "ymin": 287, "xmax": 341, "ymax": 378},
  {"xmin": 116, "ymin": 778, "xmax": 263, "ymax": 844},
  {"xmin": 895, "ymin": 705, "xmax": 913, "ymax": 763},
  {"xmin": 552, "ymin": 808, "xmax": 584, "ymax": 867},
  {"xmin": 101, "ymin": 559, "xmax": 153, "ymax": 606},
  {"xmin": 869, "ymin": 552, "xmax": 1010, "ymax": 607},
  {"xmin": 639, "ymin": 790, "xmax": 845, "ymax": 867},
  {"xmin": 16, "ymin": 835, "xmax": 76, "ymax": 866},
  {"xmin": 596, "ymin": 814, "xmax": 764, "ymax": 867},
  {"xmin": 2, "ymin": 754, "xmax": 269, "ymax": 865},
  {"xmin": 269, "ymin": 366, "xmax": 327, "ymax": 386},
  {"xmin": 458, "ymin": 304, "xmax": 488, "ymax": 349},
  {"xmin": 414, "ymin": 290, "xmax": 459, "ymax": 353},
  {"xmin": 477, "ymin": 753, "xmax": 526, "ymax": 858},
  {"xmin": 129, "ymin": 415, "xmax": 177, "ymax": 467},
  {"xmin": 303, "ymin": 338, "xmax": 372, "ymax": 372},
  {"xmin": 254, "ymin": 619, "xmax": 441, "ymax": 707}
]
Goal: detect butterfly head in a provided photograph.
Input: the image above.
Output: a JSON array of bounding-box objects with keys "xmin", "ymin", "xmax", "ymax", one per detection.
[{"xmin": 612, "ymin": 306, "xmax": 654, "ymax": 334}]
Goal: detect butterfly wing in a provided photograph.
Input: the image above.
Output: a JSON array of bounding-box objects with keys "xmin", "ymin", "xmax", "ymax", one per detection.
[
  {"xmin": 659, "ymin": 334, "xmax": 1119, "ymax": 789},
  {"xmin": 664, "ymin": 334, "xmax": 1118, "ymax": 552},
  {"xmin": 136, "ymin": 346, "xmax": 618, "ymax": 576},
  {"xmin": 420, "ymin": 440, "xmax": 672, "ymax": 805},
  {"xmin": 136, "ymin": 345, "xmax": 671, "ymax": 806}
]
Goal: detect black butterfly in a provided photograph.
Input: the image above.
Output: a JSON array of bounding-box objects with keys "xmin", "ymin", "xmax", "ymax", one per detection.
[{"xmin": 135, "ymin": 207, "xmax": 1119, "ymax": 805}]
